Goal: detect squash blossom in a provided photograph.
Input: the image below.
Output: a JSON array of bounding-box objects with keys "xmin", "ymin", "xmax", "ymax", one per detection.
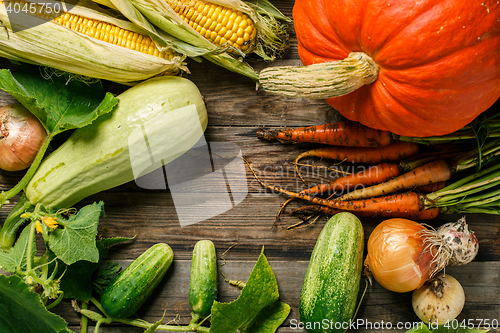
[
  {"xmin": 35, "ymin": 221, "xmax": 43, "ymax": 234},
  {"xmin": 41, "ymin": 216, "xmax": 58, "ymax": 229}
]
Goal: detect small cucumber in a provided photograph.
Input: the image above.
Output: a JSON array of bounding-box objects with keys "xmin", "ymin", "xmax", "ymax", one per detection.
[
  {"xmin": 299, "ymin": 212, "xmax": 364, "ymax": 333},
  {"xmin": 189, "ymin": 240, "xmax": 218, "ymax": 318},
  {"xmin": 101, "ymin": 243, "xmax": 174, "ymax": 319}
]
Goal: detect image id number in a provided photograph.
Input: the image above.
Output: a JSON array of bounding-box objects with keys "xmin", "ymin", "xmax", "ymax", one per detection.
[
  {"xmin": 444, "ymin": 319, "xmax": 499, "ymax": 330},
  {"xmin": 4, "ymin": 1, "xmax": 62, "ymax": 15}
]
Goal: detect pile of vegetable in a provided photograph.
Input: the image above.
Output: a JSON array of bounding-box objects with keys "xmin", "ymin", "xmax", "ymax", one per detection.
[
  {"xmin": 295, "ymin": 212, "xmax": 481, "ymax": 332},
  {"xmin": 0, "ymin": 0, "xmax": 498, "ymax": 329},
  {"xmin": 74, "ymin": 241, "xmax": 290, "ymax": 333},
  {"xmin": 252, "ymin": 117, "xmax": 497, "ymax": 330}
]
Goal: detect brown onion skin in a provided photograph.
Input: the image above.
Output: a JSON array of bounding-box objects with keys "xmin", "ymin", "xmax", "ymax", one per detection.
[
  {"xmin": 365, "ymin": 218, "xmax": 436, "ymax": 293},
  {"xmin": 0, "ymin": 104, "xmax": 46, "ymax": 171}
]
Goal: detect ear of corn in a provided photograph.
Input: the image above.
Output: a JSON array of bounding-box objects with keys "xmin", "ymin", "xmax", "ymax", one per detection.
[
  {"xmin": 91, "ymin": 0, "xmax": 290, "ymax": 81},
  {"xmin": 165, "ymin": 0, "xmax": 258, "ymax": 54},
  {"xmin": 0, "ymin": 0, "xmax": 186, "ymax": 84}
]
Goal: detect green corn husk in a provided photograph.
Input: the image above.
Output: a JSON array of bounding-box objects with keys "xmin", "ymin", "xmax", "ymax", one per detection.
[
  {"xmin": 90, "ymin": 0, "xmax": 290, "ymax": 81},
  {"xmin": 0, "ymin": 0, "xmax": 187, "ymax": 84}
]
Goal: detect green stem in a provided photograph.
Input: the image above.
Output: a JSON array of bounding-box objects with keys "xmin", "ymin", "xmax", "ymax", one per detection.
[
  {"xmin": 114, "ymin": 318, "xmax": 210, "ymax": 332},
  {"xmin": 87, "ymin": 298, "xmax": 210, "ymax": 332},
  {"xmin": 443, "ymin": 206, "xmax": 500, "ymax": 215},
  {"xmin": 454, "ymin": 138, "xmax": 500, "ymax": 171},
  {"xmin": 81, "ymin": 301, "xmax": 89, "ymax": 333},
  {"xmin": 453, "ymin": 190, "xmax": 500, "ymax": 209},
  {"xmin": 0, "ymin": 135, "xmax": 51, "ymax": 205},
  {"xmin": 438, "ymin": 177, "xmax": 500, "ymax": 206},
  {"xmin": 26, "ymin": 222, "xmax": 36, "ymax": 272},
  {"xmin": 428, "ymin": 163, "xmax": 500, "ymax": 200},
  {"xmin": 434, "ymin": 174, "xmax": 500, "ymax": 205},
  {"xmin": 398, "ymin": 120, "xmax": 500, "ymax": 145},
  {"xmin": 45, "ymin": 292, "xmax": 64, "ymax": 310},
  {"xmin": 398, "ymin": 132, "xmax": 486, "ymax": 144},
  {"xmin": 0, "ymin": 193, "xmax": 36, "ymax": 249},
  {"xmin": 90, "ymin": 297, "xmax": 109, "ymax": 317}
]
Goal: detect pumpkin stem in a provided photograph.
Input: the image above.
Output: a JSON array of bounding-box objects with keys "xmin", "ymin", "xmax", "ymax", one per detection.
[{"xmin": 258, "ymin": 52, "xmax": 379, "ymax": 99}]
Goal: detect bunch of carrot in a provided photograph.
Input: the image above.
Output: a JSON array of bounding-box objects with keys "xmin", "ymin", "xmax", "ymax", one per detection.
[{"xmin": 253, "ymin": 116, "xmax": 500, "ymax": 223}]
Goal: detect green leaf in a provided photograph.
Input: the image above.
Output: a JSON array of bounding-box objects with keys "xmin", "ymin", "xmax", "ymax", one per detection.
[
  {"xmin": 144, "ymin": 313, "xmax": 166, "ymax": 333},
  {"xmin": 92, "ymin": 261, "xmax": 122, "ymax": 296},
  {"xmin": 0, "ymin": 224, "xmax": 35, "ymax": 273},
  {"xmin": 240, "ymin": 302, "xmax": 291, "ymax": 333},
  {"xmin": 210, "ymin": 248, "xmax": 290, "ymax": 333},
  {"xmin": 58, "ymin": 259, "xmax": 97, "ymax": 301},
  {"xmin": 0, "ymin": 274, "xmax": 69, "ymax": 333},
  {"xmin": 0, "ymin": 65, "xmax": 118, "ymax": 135},
  {"xmin": 48, "ymin": 202, "xmax": 105, "ymax": 265},
  {"xmin": 58, "ymin": 235, "xmax": 132, "ymax": 301}
]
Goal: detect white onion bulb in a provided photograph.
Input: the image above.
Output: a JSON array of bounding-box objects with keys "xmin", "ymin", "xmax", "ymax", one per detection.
[{"xmin": 412, "ymin": 273, "xmax": 465, "ymax": 325}]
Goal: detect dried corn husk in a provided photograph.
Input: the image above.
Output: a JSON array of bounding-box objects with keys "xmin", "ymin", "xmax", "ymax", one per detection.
[
  {"xmin": 91, "ymin": 0, "xmax": 290, "ymax": 81},
  {"xmin": 0, "ymin": 0, "xmax": 187, "ymax": 84}
]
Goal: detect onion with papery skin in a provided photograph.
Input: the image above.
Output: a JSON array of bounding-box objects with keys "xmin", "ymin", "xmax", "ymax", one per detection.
[
  {"xmin": 412, "ymin": 273, "xmax": 465, "ymax": 325},
  {"xmin": 364, "ymin": 218, "xmax": 436, "ymax": 293},
  {"xmin": 365, "ymin": 217, "xmax": 478, "ymax": 293},
  {"xmin": 0, "ymin": 104, "xmax": 46, "ymax": 171}
]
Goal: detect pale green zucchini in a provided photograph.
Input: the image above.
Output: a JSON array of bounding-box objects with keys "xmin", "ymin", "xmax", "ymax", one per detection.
[
  {"xmin": 299, "ymin": 212, "xmax": 364, "ymax": 333},
  {"xmin": 25, "ymin": 76, "xmax": 208, "ymax": 209}
]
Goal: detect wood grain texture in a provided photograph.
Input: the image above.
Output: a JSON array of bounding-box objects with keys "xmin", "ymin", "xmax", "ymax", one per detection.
[{"xmin": 0, "ymin": 0, "xmax": 499, "ymax": 330}]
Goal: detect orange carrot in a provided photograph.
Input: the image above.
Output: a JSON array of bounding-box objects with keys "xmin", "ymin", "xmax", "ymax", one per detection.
[
  {"xmin": 286, "ymin": 190, "xmax": 434, "ymax": 218},
  {"xmin": 337, "ymin": 159, "xmax": 452, "ymax": 201},
  {"xmin": 256, "ymin": 121, "xmax": 394, "ymax": 147},
  {"xmin": 290, "ymin": 204, "xmax": 440, "ymax": 220},
  {"xmin": 295, "ymin": 141, "xmax": 420, "ymax": 165},
  {"xmin": 417, "ymin": 181, "xmax": 447, "ymax": 193},
  {"xmin": 301, "ymin": 162, "xmax": 401, "ymax": 195},
  {"xmin": 244, "ymin": 157, "xmax": 437, "ymax": 220}
]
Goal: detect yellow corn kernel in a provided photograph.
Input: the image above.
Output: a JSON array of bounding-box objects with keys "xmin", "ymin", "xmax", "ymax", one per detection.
[
  {"xmin": 2, "ymin": 0, "xmax": 174, "ymax": 59},
  {"xmin": 165, "ymin": 0, "xmax": 256, "ymax": 53}
]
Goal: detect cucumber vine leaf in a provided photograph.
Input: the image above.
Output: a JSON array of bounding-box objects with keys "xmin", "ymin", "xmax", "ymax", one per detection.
[
  {"xmin": 0, "ymin": 275, "xmax": 69, "ymax": 333},
  {"xmin": 0, "ymin": 225, "xmax": 35, "ymax": 273},
  {"xmin": 210, "ymin": 247, "xmax": 290, "ymax": 333},
  {"xmin": 48, "ymin": 202, "xmax": 105, "ymax": 266},
  {"xmin": 0, "ymin": 65, "xmax": 118, "ymax": 136}
]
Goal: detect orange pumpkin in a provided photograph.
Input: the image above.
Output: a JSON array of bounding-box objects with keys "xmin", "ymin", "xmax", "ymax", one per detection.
[{"xmin": 260, "ymin": 0, "xmax": 500, "ymax": 137}]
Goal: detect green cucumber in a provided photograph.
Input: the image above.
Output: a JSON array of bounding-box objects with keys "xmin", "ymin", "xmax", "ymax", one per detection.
[
  {"xmin": 299, "ymin": 212, "xmax": 364, "ymax": 333},
  {"xmin": 25, "ymin": 76, "xmax": 208, "ymax": 209},
  {"xmin": 101, "ymin": 243, "xmax": 174, "ymax": 319},
  {"xmin": 189, "ymin": 240, "xmax": 218, "ymax": 318}
]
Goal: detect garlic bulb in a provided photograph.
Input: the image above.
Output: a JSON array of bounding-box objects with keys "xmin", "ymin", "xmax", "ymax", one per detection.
[
  {"xmin": 419, "ymin": 216, "xmax": 479, "ymax": 276},
  {"xmin": 0, "ymin": 104, "xmax": 46, "ymax": 171},
  {"xmin": 437, "ymin": 217, "xmax": 479, "ymax": 267},
  {"xmin": 412, "ymin": 273, "xmax": 465, "ymax": 325}
]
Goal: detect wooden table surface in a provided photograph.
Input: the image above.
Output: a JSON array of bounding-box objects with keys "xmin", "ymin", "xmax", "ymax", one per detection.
[{"xmin": 1, "ymin": 0, "xmax": 499, "ymax": 331}]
